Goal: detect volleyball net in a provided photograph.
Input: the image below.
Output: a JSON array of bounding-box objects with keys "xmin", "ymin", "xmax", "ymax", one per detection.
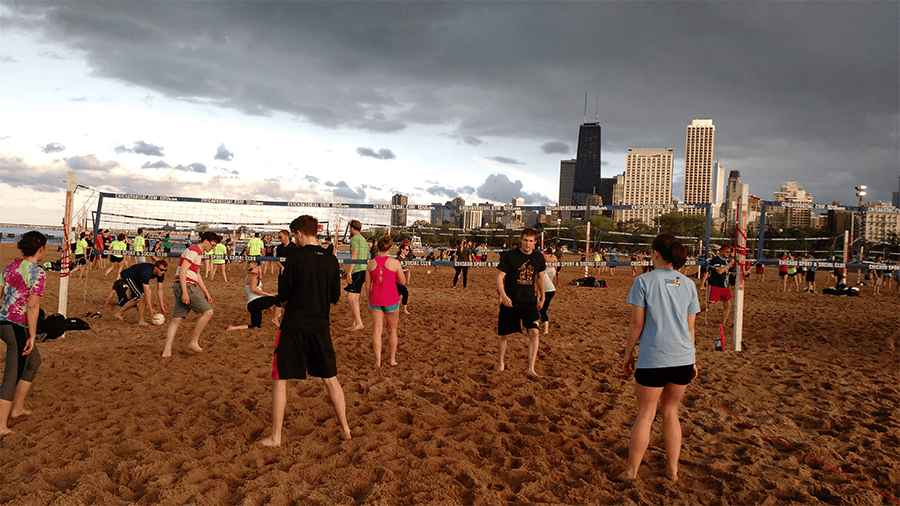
[{"xmin": 86, "ymin": 191, "xmax": 715, "ymax": 268}]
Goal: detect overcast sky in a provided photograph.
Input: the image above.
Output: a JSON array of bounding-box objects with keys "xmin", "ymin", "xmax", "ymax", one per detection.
[{"xmin": 1, "ymin": 1, "xmax": 898, "ymax": 226}]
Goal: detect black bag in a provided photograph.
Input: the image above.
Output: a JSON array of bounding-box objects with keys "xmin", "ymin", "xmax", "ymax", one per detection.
[
  {"xmin": 66, "ymin": 317, "xmax": 91, "ymax": 331},
  {"xmin": 39, "ymin": 313, "xmax": 67, "ymax": 340},
  {"xmin": 597, "ymin": 279, "xmax": 607, "ymax": 288}
]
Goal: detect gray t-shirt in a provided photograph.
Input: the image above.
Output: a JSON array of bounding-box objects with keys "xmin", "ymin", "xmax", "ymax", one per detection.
[{"xmin": 626, "ymin": 268, "xmax": 700, "ymax": 369}]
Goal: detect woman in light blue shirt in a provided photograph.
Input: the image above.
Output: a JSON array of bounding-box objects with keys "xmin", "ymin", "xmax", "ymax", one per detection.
[{"xmin": 618, "ymin": 234, "xmax": 700, "ymax": 482}]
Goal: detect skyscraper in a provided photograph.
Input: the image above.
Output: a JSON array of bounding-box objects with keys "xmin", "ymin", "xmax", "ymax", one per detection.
[
  {"xmin": 711, "ymin": 162, "xmax": 726, "ymax": 225},
  {"xmin": 614, "ymin": 148, "xmax": 674, "ymax": 226},
  {"xmin": 724, "ymin": 170, "xmax": 742, "ymax": 224},
  {"xmin": 558, "ymin": 159, "xmax": 576, "ymax": 221},
  {"xmin": 683, "ymin": 119, "xmax": 715, "ymax": 215},
  {"xmin": 572, "ymin": 121, "xmax": 602, "ymax": 207},
  {"xmin": 390, "ymin": 194, "xmax": 408, "ymax": 227}
]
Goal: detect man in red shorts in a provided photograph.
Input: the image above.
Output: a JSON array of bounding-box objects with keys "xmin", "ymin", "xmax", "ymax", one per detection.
[{"xmin": 707, "ymin": 246, "xmax": 735, "ymax": 326}]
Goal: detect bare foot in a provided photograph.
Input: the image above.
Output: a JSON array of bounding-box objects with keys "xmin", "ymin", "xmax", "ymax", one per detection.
[
  {"xmin": 161, "ymin": 350, "xmax": 172, "ymax": 358},
  {"xmin": 113, "ymin": 312, "xmax": 124, "ymax": 322},
  {"xmin": 138, "ymin": 320, "xmax": 150, "ymax": 327},
  {"xmin": 0, "ymin": 427, "xmax": 12, "ymax": 437},
  {"xmin": 270, "ymin": 319, "xmax": 280, "ymax": 326},
  {"xmin": 389, "ymin": 361, "xmax": 398, "ymax": 367},
  {"xmin": 188, "ymin": 343, "xmax": 204, "ymax": 353},
  {"xmin": 527, "ymin": 371, "xmax": 544, "ymax": 380},
  {"xmin": 340, "ymin": 429, "xmax": 352, "ymax": 441},
  {"xmin": 260, "ymin": 436, "xmax": 281, "ymax": 447},
  {"xmin": 346, "ymin": 324, "xmax": 364, "ymax": 332},
  {"xmin": 10, "ymin": 407, "xmax": 32, "ymax": 419},
  {"xmin": 495, "ymin": 362, "xmax": 505, "ymax": 372},
  {"xmin": 665, "ymin": 470, "xmax": 679, "ymax": 482},
  {"xmin": 614, "ymin": 470, "xmax": 636, "ymax": 482}
]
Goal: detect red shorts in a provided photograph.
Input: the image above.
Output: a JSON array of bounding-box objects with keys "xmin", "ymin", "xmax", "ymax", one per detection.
[
  {"xmin": 708, "ymin": 286, "xmax": 733, "ymax": 303},
  {"xmin": 755, "ymin": 265, "xmax": 765, "ymax": 274}
]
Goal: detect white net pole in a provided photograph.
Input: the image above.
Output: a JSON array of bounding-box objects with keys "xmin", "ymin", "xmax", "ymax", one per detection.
[
  {"xmin": 58, "ymin": 171, "xmax": 76, "ymax": 319},
  {"xmin": 733, "ymin": 184, "xmax": 749, "ymax": 351}
]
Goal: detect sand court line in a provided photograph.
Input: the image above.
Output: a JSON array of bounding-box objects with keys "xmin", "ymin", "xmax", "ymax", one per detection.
[{"xmin": 691, "ymin": 384, "xmax": 900, "ymax": 505}]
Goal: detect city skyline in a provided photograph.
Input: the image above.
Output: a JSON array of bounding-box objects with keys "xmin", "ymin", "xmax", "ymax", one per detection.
[{"xmin": 1, "ymin": 2, "xmax": 897, "ymax": 226}]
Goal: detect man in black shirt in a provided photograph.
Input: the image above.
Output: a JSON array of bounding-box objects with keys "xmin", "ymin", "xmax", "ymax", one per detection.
[
  {"xmin": 102, "ymin": 260, "xmax": 167, "ymax": 326},
  {"xmin": 495, "ymin": 228, "xmax": 546, "ymax": 378},
  {"xmin": 261, "ymin": 215, "xmax": 351, "ymax": 446}
]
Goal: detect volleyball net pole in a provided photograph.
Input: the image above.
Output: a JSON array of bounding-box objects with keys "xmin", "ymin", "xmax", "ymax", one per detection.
[
  {"xmin": 733, "ymin": 184, "xmax": 749, "ymax": 352},
  {"xmin": 58, "ymin": 171, "xmax": 76, "ymax": 321}
]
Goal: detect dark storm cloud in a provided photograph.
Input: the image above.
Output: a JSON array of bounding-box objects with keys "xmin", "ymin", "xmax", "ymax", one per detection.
[
  {"xmin": 476, "ymin": 174, "xmax": 550, "ymax": 205},
  {"xmin": 214, "ymin": 144, "xmax": 234, "ymax": 161},
  {"xmin": 488, "ymin": 157, "xmax": 523, "ymax": 165},
  {"xmin": 114, "ymin": 141, "xmax": 165, "ymax": 156},
  {"xmin": 4, "ymin": 2, "xmax": 897, "ymax": 204},
  {"xmin": 541, "ymin": 141, "xmax": 569, "ymax": 155},
  {"xmin": 42, "ymin": 142, "xmax": 65, "ymax": 153},
  {"xmin": 356, "ymin": 147, "xmax": 396, "ymax": 160}
]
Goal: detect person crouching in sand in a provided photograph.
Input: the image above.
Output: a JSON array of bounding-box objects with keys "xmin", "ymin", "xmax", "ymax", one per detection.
[
  {"xmin": 261, "ymin": 215, "xmax": 351, "ymax": 445},
  {"xmin": 618, "ymin": 234, "xmax": 700, "ymax": 482}
]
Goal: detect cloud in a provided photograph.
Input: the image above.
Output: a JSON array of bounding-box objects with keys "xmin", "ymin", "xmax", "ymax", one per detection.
[
  {"xmin": 114, "ymin": 141, "xmax": 165, "ymax": 156},
  {"xmin": 325, "ymin": 180, "xmax": 367, "ymax": 200},
  {"xmin": 42, "ymin": 142, "xmax": 66, "ymax": 153},
  {"xmin": 214, "ymin": 144, "xmax": 234, "ymax": 161},
  {"xmin": 173, "ymin": 162, "xmax": 207, "ymax": 173},
  {"xmin": 305, "ymin": 175, "xmax": 320, "ymax": 183},
  {"xmin": 475, "ymin": 174, "xmax": 550, "ymax": 205},
  {"xmin": 356, "ymin": 147, "xmax": 396, "ymax": 160},
  {"xmin": 541, "ymin": 141, "xmax": 570, "ymax": 154},
  {"xmin": 424, "ymin": 184, "xmax": 475, "ymax": 199},
  {"xmin": 487, "ymin": 156, "xmax": 524, "ymax": 165},
  {"xmin": 141, "ymin": 160, "xmax": 170, "ymax": 169},
  {"xmin": 66, "ymin": 154, "xmax": 122, "ymax": 172},
  {"xmin": 447, "ymin": 132, "xmax": 483, "ymax": 146}
]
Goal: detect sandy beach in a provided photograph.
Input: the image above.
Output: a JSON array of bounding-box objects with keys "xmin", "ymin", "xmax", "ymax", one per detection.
[{"xmin": 1, "ymin": 243, "xmax": 899, "ymax": 505}]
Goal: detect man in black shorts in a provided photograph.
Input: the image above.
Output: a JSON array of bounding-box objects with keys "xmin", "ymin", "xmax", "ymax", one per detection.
[
  {"xmin": 261, "ymin": 215, "xmax": 351, "ymax": 446},
  {"xmin": 101, "ymin": 260, "xmax": 167, "ymax": 326},
  {"xmin": 342, "ymin": 220, "xmax": 366, "ymax": 331},
  {"xmin": 495, "ymin": 228, "xmax": 546, "ymax": 378}
]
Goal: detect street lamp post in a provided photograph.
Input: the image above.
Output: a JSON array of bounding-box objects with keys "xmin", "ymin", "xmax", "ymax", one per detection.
[{"xmin": 852, "ymin": 185, "xmax": 867, "ymax": 283}]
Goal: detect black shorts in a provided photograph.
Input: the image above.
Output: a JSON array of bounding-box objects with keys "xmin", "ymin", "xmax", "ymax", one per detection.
[
  {"xmin": 114, "ymin": 278, "xmax": 143, "ymax": 306},
  {"xmin": 344, "ymin": 270, "xmax": 365, "ymax": 294},
  {"xmin": 74, "ymin": 254, "xmax": 86, "ymax": 266},
  {"xmin": 635, "ymin": 364, "xmax": 694, "ymax": 388},
  {"xmin": 805, "ymin": 271, "xmax": 816, "ymax": 282},
  {"xmin": 498, "ymin": 302, "xmax": 540, "ymax": 336},
  {"xmin": 110, "ymin": 255, "xmax": 123, "ymax": 263},
  {"xmin": 272, "ymin": 329, "xmax": 337, "ymax": 380}
]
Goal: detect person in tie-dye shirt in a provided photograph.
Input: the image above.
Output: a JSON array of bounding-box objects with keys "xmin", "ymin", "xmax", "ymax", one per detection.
[{"xmin": 1, "ymin": 231, "xmax": 47, "ymax": 436}]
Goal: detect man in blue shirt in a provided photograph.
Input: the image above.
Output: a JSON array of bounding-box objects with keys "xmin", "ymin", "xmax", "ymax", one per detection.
[
  {"xmin": 706, "ymin": 246, "xmax": 734, "ymax": 326},
  {"xmin": 103, "ymin": 260, "xmax": 168, "ymax": 326}
]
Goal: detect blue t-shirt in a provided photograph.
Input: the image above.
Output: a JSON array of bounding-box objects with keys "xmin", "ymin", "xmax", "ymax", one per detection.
[
  {"xmin": 708, "ymin": 255, "xmax": 730, "ymax": 288},
  {"xmin": 626, "ymin": 268, "xmax": 700, "ymax": 369}
]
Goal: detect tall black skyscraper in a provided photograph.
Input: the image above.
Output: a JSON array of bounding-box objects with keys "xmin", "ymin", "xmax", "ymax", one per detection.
[{"xmin": 572, "ymin": 121, "xmax": 602, "ymax": 207}]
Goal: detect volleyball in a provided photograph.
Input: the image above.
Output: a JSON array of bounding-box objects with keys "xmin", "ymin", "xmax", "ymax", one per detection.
[{"xmin": 152, "ymin": 313, "xmax": 165, "ymax": 326}]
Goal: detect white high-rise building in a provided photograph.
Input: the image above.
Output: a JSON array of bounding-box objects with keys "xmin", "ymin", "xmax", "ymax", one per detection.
[
  {"xmin": 711, "ymin": 162, "xmax": 726, "ymax": 225},
  {"xmin": 614, "ymin": 148, "xmax": 674, "ymax": 226},
  {"xmin": 725, "ymin": 170, "xmax": 742, "ymax": 224},
  {"xmin": 772, "ymin": 181, "xmax": 813, "ymax": 229},
  {"xmin": 683, "ymin": 119, "xmax": 715, "ymax": 216}
]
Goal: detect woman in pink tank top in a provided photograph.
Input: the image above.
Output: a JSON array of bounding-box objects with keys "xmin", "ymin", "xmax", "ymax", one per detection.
[{"xmin": 366, "ymin": 235, "xmax": 407, "ymax": 368}]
